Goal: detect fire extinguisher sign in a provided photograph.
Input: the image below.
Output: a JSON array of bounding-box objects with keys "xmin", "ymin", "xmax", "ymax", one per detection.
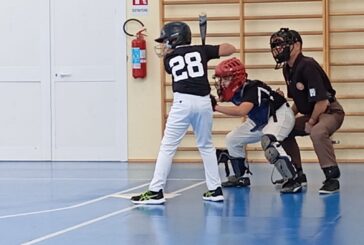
[{"xmin": 132, "ymin": 0, "xmax": 148, "ymax": 16}]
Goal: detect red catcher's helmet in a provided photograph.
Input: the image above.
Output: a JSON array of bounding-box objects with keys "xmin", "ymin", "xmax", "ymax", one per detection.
[{"xmin": 214, "ymin": 58, "xmax": 247, "ymax": 101}]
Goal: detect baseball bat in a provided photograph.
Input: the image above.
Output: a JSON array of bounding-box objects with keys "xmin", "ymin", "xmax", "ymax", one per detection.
[{"xmin": 199, "ymin": 13, "xmax": 207, "ymax": 46}]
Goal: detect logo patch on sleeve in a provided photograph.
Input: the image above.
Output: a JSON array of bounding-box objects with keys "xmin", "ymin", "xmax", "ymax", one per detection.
[
  {"xmin": 309, "ymin": 88, "xmax": 316, "ymax": 97},
  {"xmin": 296, "ymin": 82, "xmax": 304, "ymax": 90}
]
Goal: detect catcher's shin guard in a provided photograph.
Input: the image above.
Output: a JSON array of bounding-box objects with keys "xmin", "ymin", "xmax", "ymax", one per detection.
[{"xmin": 261, "ymin": 134, "xmax": 296, "ymax": 180}]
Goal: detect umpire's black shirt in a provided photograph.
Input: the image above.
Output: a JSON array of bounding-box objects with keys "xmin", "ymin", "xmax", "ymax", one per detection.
[{"xmin": 283, "ymin": 53, "xmax": 336, "ymax": 115}]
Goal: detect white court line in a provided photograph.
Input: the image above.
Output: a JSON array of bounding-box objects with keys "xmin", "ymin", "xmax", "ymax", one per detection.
[
  {"xmin": 0, "ymin": 177, "xmax": 204, "ymax": 181},
  {"xmin": 21, "ymin": 181, "xmax": 206, "ymax": 245},
  {"xmin": 0, "ymin": 178, "xmax": 204, "ymax": 219},
  {"xmin": 0, "ymin": 183, "xmax": 150, "ymax": 219}
]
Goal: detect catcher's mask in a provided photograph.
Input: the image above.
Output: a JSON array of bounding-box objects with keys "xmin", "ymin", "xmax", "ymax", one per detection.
[
  {"xmin": 154, "ymin": 21, "xmax": 192, "ymax": 57},
  {"xmin": 270, "ymin": 28, "xmax": 302, "ymax": 69},
  {"xmin": 213, "ymin": 58, "xmax": 247, "ymax": 102}
]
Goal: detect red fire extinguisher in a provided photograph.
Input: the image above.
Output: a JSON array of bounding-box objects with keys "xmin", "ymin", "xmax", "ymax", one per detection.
[
  {"xmin": 123, "ymin": 19, "xmax": 147, "ymax": 79},
  {"xmin": 131, "ymin": 29, "xmax": 147, "ymax": 78}
]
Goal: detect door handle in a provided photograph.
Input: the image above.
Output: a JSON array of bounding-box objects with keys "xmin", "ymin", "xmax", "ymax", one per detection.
[{"xmin": 55, "ymin": 73, "xmax": 72, "ymax": 78}]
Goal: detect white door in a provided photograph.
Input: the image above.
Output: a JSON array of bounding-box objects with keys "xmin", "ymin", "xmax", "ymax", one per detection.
[
  {"xmin": 0, "ymin": 0, "xmax": 51, "ymax": 160},
  {"xmin": 51, "ymin": 0, "xmax": 127, "ymax": 161}
]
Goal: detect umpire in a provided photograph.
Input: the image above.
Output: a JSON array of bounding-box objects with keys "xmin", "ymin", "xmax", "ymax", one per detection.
[{"xmin": 269, "ymin": 28, "xmax": 345, "ymax": 194}]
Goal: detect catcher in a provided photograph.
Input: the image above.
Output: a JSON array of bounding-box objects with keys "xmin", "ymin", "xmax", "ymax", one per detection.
[{"xmin": 211, "ymin": 57, "xmax": 305, "ymax": 193}]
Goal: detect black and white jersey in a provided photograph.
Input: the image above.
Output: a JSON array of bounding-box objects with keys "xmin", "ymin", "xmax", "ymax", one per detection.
[{"xmin": 163, "ymin": 44, "xmax": 220, "ymax": 96}]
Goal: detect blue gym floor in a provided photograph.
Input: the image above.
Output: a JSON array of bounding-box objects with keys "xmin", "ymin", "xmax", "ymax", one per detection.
[{"xmin": 0, "ymin": 161, "xmax": 363, "ymax": 245}]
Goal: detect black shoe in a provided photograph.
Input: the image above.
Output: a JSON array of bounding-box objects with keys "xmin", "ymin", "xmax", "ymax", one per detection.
[
  {"xmin": 296, "ymin": 173, "xmax": 307, "ymax": 186},
  {"xmin": 280, "ymin": 179, "xmax": 302, "ymax": 193},
  {"xmin": 203, "ymin": 187, "xmax": 224, "ymax": 202},
  {"xmin": 221, "ymin": 176, "xmax": 250, "ymax": 187},
  {"xmin": 319, "ymin": 179, "xmax": 340, "ymax": 194},
  {"xmin": 131, "ymin": 189, "xmax": 165, "ymax": 205}
]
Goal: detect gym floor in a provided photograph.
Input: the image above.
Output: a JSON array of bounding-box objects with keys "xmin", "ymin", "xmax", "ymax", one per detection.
[{"xmin": 0, "ymin": 161, "xmax": 362, "ymax": 245}]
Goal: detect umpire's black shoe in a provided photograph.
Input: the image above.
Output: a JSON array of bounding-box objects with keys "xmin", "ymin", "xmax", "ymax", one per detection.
[
  {"xmin": 319, "ymin": 179, "xmax": 340, "ymax": 194},
  {"xmin": 280, "ymin": 179, "xmax": 302, "ymax": 193},
  {"xmin": 222, "ymin": 176, "xmax": 250, "ymax": 187}
]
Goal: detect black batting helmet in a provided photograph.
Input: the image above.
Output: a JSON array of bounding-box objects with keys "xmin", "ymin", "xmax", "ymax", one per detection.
[{"xmin": 155, "ymin": 22, "xmax": 192, "ymax": 48}]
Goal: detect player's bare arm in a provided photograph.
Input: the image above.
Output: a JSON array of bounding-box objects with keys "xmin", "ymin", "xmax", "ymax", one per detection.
[
  {"xmin": 218, "ymin": 43, "xmax": 236, "ymax": 56},
  {"xmin": 291, "ymin": 103, "xmax": 299, "ymax": 115},
  {"xmin": 215, "ymin": 102, "xmax": 254, "ymax": 117},
  {"xmin": 305, "ymin": 99, "xmax": 330, "ymax": 133},
  {"xmin": 308, "ymin": 99, "xmax": 330, "ymax": 125},
  {"xmin": 276, "ymin": 87, "xmax": 284, "ymax": 97}
]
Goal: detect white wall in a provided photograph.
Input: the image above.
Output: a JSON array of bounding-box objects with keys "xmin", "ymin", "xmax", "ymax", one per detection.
[{"xmin": 0, "ymin": 0, "xmax": 127, "ymax": 161}]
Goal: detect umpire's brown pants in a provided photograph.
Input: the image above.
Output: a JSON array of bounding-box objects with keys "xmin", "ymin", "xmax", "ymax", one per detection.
[{"xmin": 281, "ymin": 101, "xmax": 345, "ymax": 169}]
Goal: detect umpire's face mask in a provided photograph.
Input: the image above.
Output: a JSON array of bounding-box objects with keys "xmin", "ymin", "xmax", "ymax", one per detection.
[{"xmin": 270, "ymin": 37, "xmax": 292, "ymax": 68}]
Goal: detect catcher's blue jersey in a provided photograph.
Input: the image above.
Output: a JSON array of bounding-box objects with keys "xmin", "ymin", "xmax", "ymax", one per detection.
[{"xmin": 231, "ymin": 79, "xmax": 287, "ymax": 131}]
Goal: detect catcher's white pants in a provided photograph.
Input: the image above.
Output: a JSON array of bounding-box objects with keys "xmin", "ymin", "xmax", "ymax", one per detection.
[
  {"xmin": 226, "ymin": 103, "xmax": 295, "ymax": 158},
  {"xmin": 149, "ymin": 92, "xmax": 222, "ymax": 192}
]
